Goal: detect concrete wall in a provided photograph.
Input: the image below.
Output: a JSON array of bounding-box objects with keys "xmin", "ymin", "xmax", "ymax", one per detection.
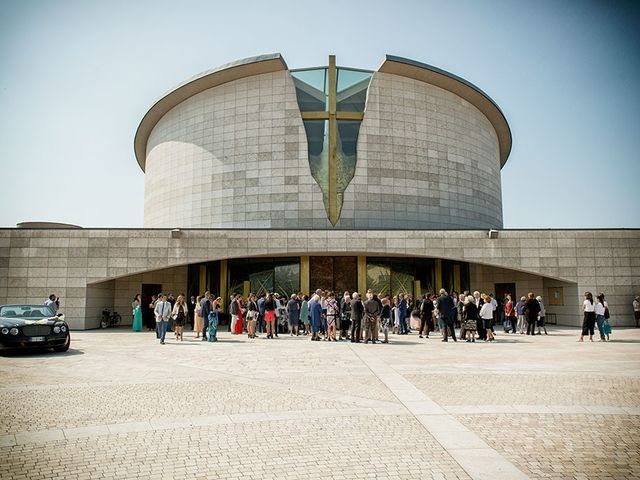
[
  {"xmin": 1, "ymin": 228, "xmax": 638, "ymax": 329},
  {"xmin": 113, "ymin": 266, "xmax": 188, "ymax": 326},
  {"xmin": 340, "ymin": 72, "xmax": 502, "ymax": 229},
  {"xmin": 143, "ymin": 69, "xmax": 502, "ymax": 230},
  {"xmin": 144, "ymin": 70, "xmax": 328, "ymax": 229},
  {"xmin": 469, "ymin": 263, "xmax": 582, "ymax": 326},
  {"xmin": 470, "ymin": 263, "xmax": 545, "ymax": 299},
  {"xmin": 542, "ymin": 277, "xmax": 581, "ymax": 327},
  {"xmin": 85, "ymin": 280, "xmax": 115, "ymax": 330}
]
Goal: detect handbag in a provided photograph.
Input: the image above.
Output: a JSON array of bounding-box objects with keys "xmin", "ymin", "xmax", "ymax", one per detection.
[
  {"xmin": 603, "ymin": 320, "xmax": 612, "ymax": 335},
  {"xmin": 604, "ymin": 307, "xmax": 610, "ymax": 319}
]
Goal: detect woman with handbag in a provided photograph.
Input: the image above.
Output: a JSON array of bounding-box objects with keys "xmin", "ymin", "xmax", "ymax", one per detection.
[
  {"xmin": 193, "ymin": 295, "xmax": 203, "ymax": 338},
  {"xmin": 171, "ymin": 295, "xmax": 188, "ymax": 341},
  {"xmin": 246, "ymin": 294, "xmax": 258, "ymax": 339},
  {"xmin": 462, "ymin": 295, "xmax": 478, "ymax": 342},
  {"xmin": 594, "ymin": 294, "xmax": 607, "ymax": 341},
  {"xmin": 579, "ymin": 292, "xmax": 596, "ymax": 342},
  {"xmin": 264, "ymin": 293, "xmax": 277, "ymax": 339}
]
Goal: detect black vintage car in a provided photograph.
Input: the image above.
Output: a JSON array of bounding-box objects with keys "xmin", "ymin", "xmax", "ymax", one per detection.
[{"xmin": 0, "ymin": 304, "xmax": 70, "ymax": 352}]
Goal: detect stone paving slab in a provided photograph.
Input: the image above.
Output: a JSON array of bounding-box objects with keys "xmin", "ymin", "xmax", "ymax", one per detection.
[
  {"xmin": 0, "ymin": 416, "xmax": 472, "ymax": 480},
  {"xmin": 0, "ymin": 326, "xmax": 639, "ymax": 480},
  {"xmin": 458, "ymin": 413, "xmax": 640, "ymax": 479}
]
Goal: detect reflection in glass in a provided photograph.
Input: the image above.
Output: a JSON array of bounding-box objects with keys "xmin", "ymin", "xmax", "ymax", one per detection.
[
  {"xmin": 302, "ymin": 120, "xmax": 329, "ymax": 203},
  {"xmin": 337, "ymin": 69, "xmax": 371, "ymax": 112},
  {"xmin": 391, "ymin": 270, "xmax": 414, "ymax": 298},
  {"xmin": 335, "ymin": 120, "xmax": 360, "ymax": 216},
  {"xmin": 275, "ymin": 263, "xmax": 300, "ymax": 298},
  {"xmin": 367, "ymin": 262, "xmax": 391, "ymax": 297},
  {"xmin": 250, "ymin": 270, "xmax": 273, "ymax": 297},
  {"xmin": 291, "ymin": 69, "xmax": 327, "ymax": 111},
  {"xmin": 228, "ymin": 258, "xmax": 300, "ymax": 298}
]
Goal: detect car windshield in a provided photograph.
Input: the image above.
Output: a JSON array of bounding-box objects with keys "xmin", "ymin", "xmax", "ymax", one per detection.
[{"xmin": 0, "ymin": 305, "xmax": 55, "ymax": 318}]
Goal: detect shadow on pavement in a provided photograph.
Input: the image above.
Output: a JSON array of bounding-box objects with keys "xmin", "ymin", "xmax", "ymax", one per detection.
[{"xmin": 0, "ymin": 348, "xmax": 84, "ymax": 357}]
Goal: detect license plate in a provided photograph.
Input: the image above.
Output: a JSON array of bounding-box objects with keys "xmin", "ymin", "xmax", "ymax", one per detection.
[{"xmin": 27, "ymin": 336, "xmax": 46, "ymax": 342}]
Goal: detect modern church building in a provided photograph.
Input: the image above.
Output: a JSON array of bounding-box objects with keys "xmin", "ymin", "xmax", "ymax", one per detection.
[{"xmin": 1, "ymin": 54, "xmax": 638, "ymax": 329}]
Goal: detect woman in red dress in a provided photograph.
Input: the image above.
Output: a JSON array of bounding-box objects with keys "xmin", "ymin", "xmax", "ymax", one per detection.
[{"xmin": 234, "ymin": 295, "xmax": 244, "ymax": 334}]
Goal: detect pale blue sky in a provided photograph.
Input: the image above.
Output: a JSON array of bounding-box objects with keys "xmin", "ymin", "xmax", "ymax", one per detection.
[{"xmin": 1, "ymin": 0, "xmax": 638, "ymax": 228}]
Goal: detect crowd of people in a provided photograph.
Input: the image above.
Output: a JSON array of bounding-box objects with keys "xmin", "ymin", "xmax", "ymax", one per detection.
[{"xmin": 137, "ymin": 287, "xmax": 615, "ymax": 345}]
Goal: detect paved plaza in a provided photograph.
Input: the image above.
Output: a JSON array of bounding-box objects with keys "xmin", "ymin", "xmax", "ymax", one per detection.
[{"xmin": 1, "ymin": 327, "xmax": 639, "ymax": 480}]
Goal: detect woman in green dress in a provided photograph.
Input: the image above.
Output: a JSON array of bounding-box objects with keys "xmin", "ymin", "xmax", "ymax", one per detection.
[{"xmin": 132, "ymin": 294, "xmax": 143, "ymax": 332}]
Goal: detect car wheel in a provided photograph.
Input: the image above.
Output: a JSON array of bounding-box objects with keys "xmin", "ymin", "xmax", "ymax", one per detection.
[
  {"xmin": 100, "ymin": 320, "xmax": 108, "ymax": 329},
  {"xmin": 54, "ymin": 335, "xmax": 70, "ymax": 352}
]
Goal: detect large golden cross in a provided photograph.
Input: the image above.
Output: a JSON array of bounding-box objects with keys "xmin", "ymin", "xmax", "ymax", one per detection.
[{"xmin": 299, "ymin": 55, "xmax": 365, "ymax": 225}]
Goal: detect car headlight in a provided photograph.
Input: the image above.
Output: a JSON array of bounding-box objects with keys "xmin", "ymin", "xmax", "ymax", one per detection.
[
  {"xmin": 61, "ymin": 325, "xmax": 67, "ymax": 333},
  {"xmin": 53, "ymin": 326, "xmax": 61, "ymax": 334},
  {"xmin": 1, "ymin": 328, "xmax": 8, "ymax": 335},
  {"xmin": 10, "ymin": 328, "xmax": 19, "ymax": 336}
]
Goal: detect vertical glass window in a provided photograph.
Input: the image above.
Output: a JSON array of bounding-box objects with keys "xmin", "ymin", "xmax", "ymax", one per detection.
[
  {"xmin": 336, "ymin": 120, "xmax": 360, "ymax": 195},
  {"xmin": 302, "ymin": 120, "xmax": 329, "ymax": 196},
  {"xmin": 291, "ymin": 63, "xmax": 372, "ymax": 225},
  {"xmin": 366, "ymin": 262, "xmax": 391, "ymax": 297},
  {"xmin": 274, "ymin": 263, "xmax": 300, "ymax": 298},
  {"xmin": 291, "ymin": 69, "xmax": 327, "ymax": 111},
  {"xmin": 336, "ymin": 69, "xmax": 371, "ymax": 112}
]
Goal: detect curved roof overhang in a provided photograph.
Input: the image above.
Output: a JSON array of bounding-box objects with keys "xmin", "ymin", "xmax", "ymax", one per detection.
[
  {"xmin": 134, "ymin": 53, "xmax": 511, "ymax": 171},
  {"xmin": 378, "ymin": 55, "xmax": 512, "ymax": 167},
  {"xmin": 134, "ymin": 53, "xmax": 288, "ymax": 171}
]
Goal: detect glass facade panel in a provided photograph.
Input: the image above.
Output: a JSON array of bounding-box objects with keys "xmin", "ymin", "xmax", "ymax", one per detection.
[
  {"xmin": 441, "ymin": 260, "xmax": 470, "ymax": 294},
  {"xmin": 415, "ymin": 258, "xmax": 435, "ymax": 296},
  {"xmin": 303, "ymin": 120, "xmax": 329, "ymax": 201},
  {"xmin": 336, "ymin": 68, "xmax": 371, "ymax": 112},
  {"xmin": 390, "ymin": 260, "xmax": 414, "ymax": 298},
  {"xmin": 309, "ymin": 256, "xmax": 358, "ymax": 293},
  {"xmin": 274, "ymin": 263, "xmax": 300, "ymax": 298},
  {"xmin": 228, "ymin": 258, "xmax": 299, "ymax": 298},
  {"xmin": 333, "ymin": 256, "xmax": 358, "ymax": 294},
  {"xmin": 291, "ymin": 69, "xmax": 327, "ymax": 111},
  {"xmin": 336, "ymin": 120, "xmax": 360, "ymax": 202},
  {"xmin": 249, "ymin": 270, "xmax": 273, "ymax": 297},
  {"xmin": 366, "ymin": 262, "xmax": 391, "ymax": 297}
]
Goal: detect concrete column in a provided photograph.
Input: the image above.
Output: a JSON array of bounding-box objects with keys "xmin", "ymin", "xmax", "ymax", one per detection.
[
  {"xmin": 199, "ymin": 265, "xmax": 207, "ymax": 294},
  {"xmin": 300, "ymin": 256, "xmax": 310, "ymax": 295},
  {"xmin": 435, "ymin": 259, "xmax": 442, "ymax": 292},
  {"xmin": 219, "ymin": 259, "xmax": 228, "ymax": 313},
  {"xmin": 357, "ymin": 256, "xmax": 367, "ymax": 295}
]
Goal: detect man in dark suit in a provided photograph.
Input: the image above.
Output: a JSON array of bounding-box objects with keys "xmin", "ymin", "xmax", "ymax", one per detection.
[
  {"xmin": 350, "ymin": 293, "xmax": 364, "ymax": 343},
  {"xmin": 398, "ymin": 294, "xmax": 408, "ymax": 334},
  {"xmin": 200, "ymin": 292, "xmax": 211, "ymax": 341},
  {"xmin": 437, "ymin": 289, "xmax": 457, "ymax": 342}
]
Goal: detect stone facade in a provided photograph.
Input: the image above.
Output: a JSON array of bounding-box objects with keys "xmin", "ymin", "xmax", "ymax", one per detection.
[
  {"xmin": 144, "ymin": 71, "xmax": 329, "ymax": 229},
  {"xmin": 143, "ymin": 64, "xmax": 503, "ymax": 230},
  {"xmin": 339, "ymin": 72, "xmax": 502, "ymax": 229},
  {"xmin": 1, "ymin": 228, "xmax": 638, "ymax": 329}
]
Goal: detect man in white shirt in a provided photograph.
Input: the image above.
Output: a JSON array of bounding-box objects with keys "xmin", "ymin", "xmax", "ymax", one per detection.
[
  {"xmin": 154, "ymin": 294, "xmax": 171, "ymax": 344},
  {"xmin": 44, "ymin": 294, "xmax": 58, "ymax": 314}
]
